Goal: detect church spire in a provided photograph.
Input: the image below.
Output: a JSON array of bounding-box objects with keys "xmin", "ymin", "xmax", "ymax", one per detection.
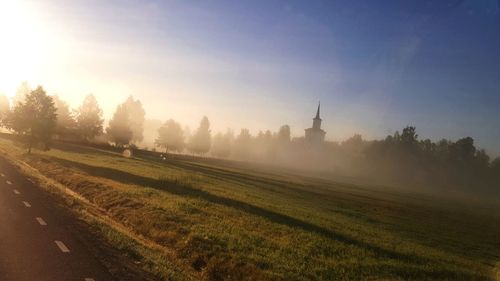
[{"xmin": 315, "ymin": 101, "xmax": 321, "ymax": 119}]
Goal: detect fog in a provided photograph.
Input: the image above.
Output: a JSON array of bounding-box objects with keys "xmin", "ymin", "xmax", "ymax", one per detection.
[
  {"xmin": 148, "ymin": 112, "xmax": 500, "ymax": 197},
  {"xmin": 2, "ymin": 1, "xmax": 499, "ymax": 160},
  {"xmin": 1, "ymin": 83, "xmax": 499, "ymax": 196}
]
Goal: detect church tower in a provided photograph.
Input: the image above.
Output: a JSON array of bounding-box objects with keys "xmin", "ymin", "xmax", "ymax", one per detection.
[
  {"xmin": 312, "ymin": 102, "xmax": 322, "ymax": 129},
  {"xmin": 305, "ymin": 102, "xmax": 326, "ymax": 144}
]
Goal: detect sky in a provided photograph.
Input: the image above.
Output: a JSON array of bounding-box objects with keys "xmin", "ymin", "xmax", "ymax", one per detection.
[{"xmin": 0, "ymin": 0, "xmax": 499, "ymax": 156}]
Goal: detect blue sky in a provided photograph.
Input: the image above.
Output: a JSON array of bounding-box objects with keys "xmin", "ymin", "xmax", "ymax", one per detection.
[{"xmin": 2, "ymin": 0, "xmax": 500, "ymax": 155}]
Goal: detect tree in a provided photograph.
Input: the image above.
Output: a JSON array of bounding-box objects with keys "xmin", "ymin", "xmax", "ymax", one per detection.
[
  {"xmin": 492, "ymin": 158, "xmax": 500, "ymax": 184},
  {"xmin": 0, "ymin": 93, "xmax": 10, "ymax": 124},
  {"xmin": 12, "ymin": 81, "xmax": 31, "ymax": 106},
  {"xmin": 492, "ymin": 158, "xmax": 500, "ymax": 171},
  {"xmin": 123, "ymin": 96, "xmax": 145, "ymax": 144},
  {"xmin": 183, "ymin": 126, "xmax": 192, "ymax": 144},
  {"xmin": 52, "ymin": 95, "xmax": 76, "ymax": 139},
  {"xmin": 277, "ymin": 125, "xmax": 291, "ymax": 143},
  {"xmin": 341, "ymin": 134, "xmax": 365, "ymax": 154},
  {"xmin": 451, "ymin": 137, "xmax": 476, "ymax": 162},
  {"xmin": 233, "ymin": 128, "xmax": 252, "ymax": 159},
  {"xmin": 211, "ymin": 129, "xmax": 234, "ymax": 158},
  {"xmin": 255, "ymin": 130, "xmax": 272, "ymax": 144},
  {"xmin": 106, "ymin": 104, "xmax": 133, "ymax": 147},
  {"xmin": 155, "ymin": 119, "xmax": 184, "ymax": 153},
  {"xmin": 5, "ymin": 86, "xmax": 57, "ymax": 153},
  {"xmin": 142, "ymin": 119, "xmax": 163, "ymax": 148},
  {"xmin": 75, "ymin": 94, "xmax": 103, "ymax": 141},
  {"xmin": 254, "ymin": 130, "xmax": 274, "ymax": 159},
  {"xmin": 400, "ymin": 126, "xmax": 418, "ymax": 146},
  {"xmin": 187, "ymin": 116, "xmax": 211, "ymax": 155}
]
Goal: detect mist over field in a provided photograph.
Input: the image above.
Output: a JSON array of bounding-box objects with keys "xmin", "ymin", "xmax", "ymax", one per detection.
[
  {"xmin": 0, "ymin": 1, "xmax": 499, "ymax": 281},
  {"xmin": 1, "ymin": 79, "xmax": 500, "ymax": 198}
]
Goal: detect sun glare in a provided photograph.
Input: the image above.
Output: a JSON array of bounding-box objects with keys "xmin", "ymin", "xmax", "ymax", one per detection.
[{"xmin": 0, "ymin": 0, "xmax": 49, "ymax": 96}]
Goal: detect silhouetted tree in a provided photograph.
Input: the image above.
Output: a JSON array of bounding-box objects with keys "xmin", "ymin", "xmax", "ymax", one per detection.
[
  {"xmin": 52, "ymin": 95, "xmax": 76, "ymax": 139},
  {"xmin": 75, "ymin": 94, "xmax": 103, "ymax": 141},
  {"xmin": 187, "ymin": 116, "xmax": 211, "ymax": 155},
  {"xmin": 155, "ymin": 119, "xmax": 184, "ymax": 153},
  {"xmin": 400, "ymin": 126, "xmax": 418, "ymax": 146},
  {"xmin": 5, "ymin": 86, "xmax": 57, "ymax": 153},
  {"xmin": 360, "ymin": 125, "xmax": 500, "ymax": 191},
  {"xmin": 107, "ymin": 104, "xmax": 133, "ymax": 147},
  {"xmin": 123, "ymin": 96, "xmax": 145, "ymax": 144},
  {"xmin": 451, "ymin": 137, "xmax": 476, "ymax": 162}
]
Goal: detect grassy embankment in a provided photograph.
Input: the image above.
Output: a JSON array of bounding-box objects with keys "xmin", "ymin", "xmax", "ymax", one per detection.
[{"xmin": 0, "ymin": 136, "xmax": 498, "ymax": 281}]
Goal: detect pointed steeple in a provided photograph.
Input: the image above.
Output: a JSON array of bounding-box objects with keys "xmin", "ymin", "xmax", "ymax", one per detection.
[{"xmin": 305, "ymin": 101, "xmax": 326, "ymax": 143}]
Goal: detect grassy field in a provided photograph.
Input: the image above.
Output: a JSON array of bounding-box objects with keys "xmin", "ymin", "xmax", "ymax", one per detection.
[{"xmin": 0, "ymin": 137, "xmax": 499, "ymax": 281}]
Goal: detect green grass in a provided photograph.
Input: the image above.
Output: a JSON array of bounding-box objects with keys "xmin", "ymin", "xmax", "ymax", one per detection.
[{"xmin": 1, "ymin": 138, "xmax": 499, "ymax": 280}]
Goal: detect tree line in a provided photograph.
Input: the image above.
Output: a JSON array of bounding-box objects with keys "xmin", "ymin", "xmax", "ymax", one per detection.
[
  {"xmin": 0, "ymin": 83, "xmax": 215, "ymax": 155},
  {"xmin": 0, "ymin": 82, "xmax": 498, "ymax": 193}
]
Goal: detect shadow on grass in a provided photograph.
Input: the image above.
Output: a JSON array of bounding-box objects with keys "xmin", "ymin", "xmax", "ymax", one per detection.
[
  {"xmin": 137, "ymin": 153, "xmax": 333, "ymax": 200},
  {"xmin": 48, "ymin": 156, "xmax": 478, "ymax": 274},
  {"xmin": 138, "ymin": 154, "xmax": 404, "ymax": 207},
  {"xmin": 51, "ymin": 141, "xmax": 122, "ymax": 158}
]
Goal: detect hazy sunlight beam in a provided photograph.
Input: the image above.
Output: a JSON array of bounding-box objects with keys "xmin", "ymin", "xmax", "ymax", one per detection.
[{"xmin": 0, "ymin": 0, "xmax": 49, "ymax": 96}]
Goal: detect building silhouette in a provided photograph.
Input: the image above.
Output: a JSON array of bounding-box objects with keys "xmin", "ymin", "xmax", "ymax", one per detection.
[{"xmin": 305, "ymin": 102, "xmax": 326, "ymax": 144}]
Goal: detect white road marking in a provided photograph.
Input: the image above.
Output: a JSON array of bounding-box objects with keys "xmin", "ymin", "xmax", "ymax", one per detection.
[
  {"xmin": 36, "ymin": 217, "xmax": 47, "ymax": 226},
  {"xmin": 13, "ymin": 189, "xmax": 20, "ymax": 195},
  {"xmin": 84, "ymin": 278, "xmax": 96, "ymax": 281},
  {"xmin": 22, "ymin": 201, "xmax": 31, "ymax": 207},
  {"xmin": 6, "ymin": 180, "xmax": 12, "ymax": 185},
  {"xmin": 55, "ymin": 241, "xmax": 70, "ymax": 253}
]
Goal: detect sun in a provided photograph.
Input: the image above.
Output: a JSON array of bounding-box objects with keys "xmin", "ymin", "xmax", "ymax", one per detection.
[{"xmin": 0, "ymin": 0, "xmax": 49, "ymax": 97}]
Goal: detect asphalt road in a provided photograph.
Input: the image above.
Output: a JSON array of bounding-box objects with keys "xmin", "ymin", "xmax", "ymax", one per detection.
[{"xmin": 0, "ymin": 156, "xmax": 115, "ymax": 281}]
